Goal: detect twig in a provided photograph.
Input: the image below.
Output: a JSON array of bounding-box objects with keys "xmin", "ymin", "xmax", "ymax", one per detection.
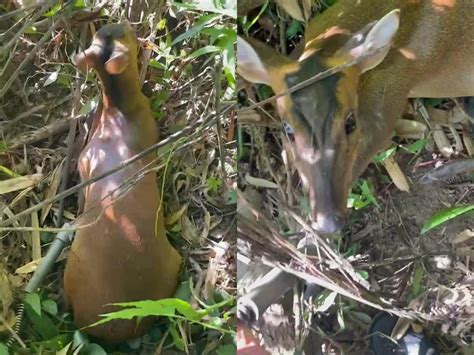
[
  {"xmin": 214, "ymin": 55, "xmax": 228, "ymax": 183},
  {"xmin": 55, "ymin": 25, "xmax": 87, "ymax": 228},
  {"xmin": 138, "ymin": 0, "xmax": 166, "ymax": 85}
]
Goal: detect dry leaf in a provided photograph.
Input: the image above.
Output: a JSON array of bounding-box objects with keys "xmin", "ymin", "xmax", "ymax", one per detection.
[
  {"xmin": 451, "ymin": 229, "xmax": 474, "ymax": 244},
  {"xmin": 301, "ymin": 0, "xmax": 313, "ymax": 21},
  {"xmin": 391, "ymin": 317, "xmax": 412, "ymax": 341},
  {"xmin": 275, "ymin": 0, "xmax": 304, "ymax": 21},
  {"xmin": 31, "ymin": 209, "xmax": 41, "ymax": 261},
  {"xmin": 0, "ymin": 264, "xmax": 13, "ymax": 318},
  {"xmin": 0, "ymin": 174, "xmax": 43, "ymax": 195},
  {"xmin": 41, "ymin": 159, "xmax": 65, "ymax": 223},
  {"xmin": 382, "ymin": 156, "xmax": 410, "ymax": 192},
  {"xmin": 50, "ymin": 207, "xmax": 75, "ymax": 220},
  {"xmin": 394, "ymin": 119, "xmax": 427, "ymax": 139},
  {"xmin": 200, "ymin": 209, "xmax": 211, "ymax": 240},
  {"xmin": 245, "ymin": 173, "xmax": 279, "ymax": 189},
  {"xmin": 15, "ymin": 258, "xmax": 43, "ymax": 274},
  {"xmin": 432, "ymin": 125, "xmax": 453, "ymax": 158},
  {"xmin": 462, "ymin": 132, "xmax": 473, "ymax": 156},
  {"xmin": 165, "ymin": 204, "xmax": 188, "ymax": 226},
  {"xmin": 181, "ymin": 215, "xmax": 199, "ymax": 244}
]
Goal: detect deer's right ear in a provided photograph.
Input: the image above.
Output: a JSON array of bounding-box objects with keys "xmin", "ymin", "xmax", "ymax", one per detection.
[{"xmin": 237, "ymin": 36, "xmax": 272, "ymax": 85}]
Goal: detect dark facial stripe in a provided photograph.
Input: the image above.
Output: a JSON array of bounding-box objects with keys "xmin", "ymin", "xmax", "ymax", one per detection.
[{"xmin": 285, "ymin": 52, "xmax": 340, "ymax": 147}]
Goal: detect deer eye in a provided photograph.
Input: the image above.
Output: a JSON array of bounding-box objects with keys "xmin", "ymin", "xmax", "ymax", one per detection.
[
  {"xmin": 282, "ymin": 122, "xmax": 295, "ymax": 141},
  {"xmin": 345, "ymin": 111, "xmax": 356, "ymax": 135}
]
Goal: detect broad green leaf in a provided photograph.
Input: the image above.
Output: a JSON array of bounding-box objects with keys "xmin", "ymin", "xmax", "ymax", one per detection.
[
  {"xmin": 188, "ymin": 45, "xmax": 221, "ymax": 59},
  {"xmin": 421, "ymin": 205, "xmax": 474, "ymax": 234},
  {"xmin": 81, "ymin": 343, "xmax": 107, "ymax": 355},
  {"xmin": 24, "ymin": 301, "xmax": 58, "ymax": 340},
  {"xmin": 171, "ymin": 14, "xmax": 221, "ymax": 46},
  {"xmin": 406, "ymin": 139, "xmax": 427, "ymax": 155},
  {"xmin": 24, "ymin": 293, "xmax": 42, "ymax": 316},
  {"xmin": 216, "ymin": 344, "xmax": 236, "ymax": 355},
  {"xmin": 148, "ymin": 59, "xmax": 166, "ymax": 70},
  {"xmin": 286, "ymin": 20, "xmax": 303, "ymax": 39},
  {"xmin": 0, "ymin": 343, "xmax": 8, "ymax": 355},
  {"xmin": 42, "ymin": 299, "xmax": 58, "ymax": 316}
]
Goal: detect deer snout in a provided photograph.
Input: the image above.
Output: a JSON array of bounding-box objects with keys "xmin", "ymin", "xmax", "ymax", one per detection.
[
  {"xmin": 311, "ymin": 212, "xmax": 346, "ymax": 234},
  {"xmin": 309, "ymin": 186, "xmax": 347, "ymax": 233}
]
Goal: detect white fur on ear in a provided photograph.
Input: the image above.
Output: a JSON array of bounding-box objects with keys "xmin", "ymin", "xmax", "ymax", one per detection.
[
  {"xmin": 349, "ymin": 9, "xmax": 400, "ymax": 72},
  {"xmin": 237, "ymin": 36, "xmax": 271, "ymax": 85}
]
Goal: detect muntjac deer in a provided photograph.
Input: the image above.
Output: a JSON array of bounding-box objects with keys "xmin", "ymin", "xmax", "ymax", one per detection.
[
  {"xmin": 238, "ymin": 0, "xmax": 474, "ymax": 233},
  {"xmin": 63, "ymin": 23, "xmax": 182, "ymax": 343}
]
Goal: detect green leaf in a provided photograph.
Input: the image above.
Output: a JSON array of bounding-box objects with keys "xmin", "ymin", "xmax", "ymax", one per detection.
[
  {"xmin": 359, "ymin": 180, "xmax": 378, "ymax": 208},
  {"xmin": 24, "ymin": 300, "xmax": 58, "ymax": 340},
  {"xmin": 81, "ymin": 343, "xmax": 107, "ymax": 355},
  {"xmin": 148, "ymin": 59, "xmax": 166, "ymax": 70},
  {"xmin": 44, "ymin": 3, "xmax": 62, "ymax": 17},
  {"xmin": 421, "ymin": 204, "xmax": 474, "ymax": 234},
  {"xmin": 89, "ymin": 298, "xmax": 234, "ymax": 333},
  {"xmin": 0, "ymin": 165, "xmax": 20, "ymax": 177},
  {"xmin": 168, "ymin": 323, "xmax": 185, "ymax": 350},
  {"xmin": 373, "ymin": 146, "xmax": 397, "ymax": 163},
  {"xmin": 188, "ymin": 45, "xmax": 222, "ymax": 59},
  {"xmin": 0, "ymin": 343, "xmax": 8, "ymax": 355},
  {"xmin": 207, "ymin": 176, "xmax": 222, "ymax": 193},
  {"xmin": 42, "ymin": 299, "xmax": 58, "ymax": 316},
  {"xmin": 216, "ymin": 344, "xmax": 236, "ymax": 355},
  {"xmin": 36, "ymin": 334, "xmax": 72, "ymax": 351},
  {"xmin": 24, "ymin": 293, "xmax": 42, "ymax": 316},
  {"xmin": 406, "ymin": 139, "xmax": 427, "ymax": 155},
  {"xmin": 286, "ymin": 20, "xmax": 303, "ymax": 39},
  {"xmin": 171, "ymin": 14, "xmax": 221, "ymax": 46},
  {"xmin": 226, "ymin": 189, "xmax": 237, "ymax": 204},
  {"xmin": 411, "ymin": 265, "xmax": 424, "ymax": 297},
  {"xmin": 73, "ymin": 0, "xmax": 86, "ymax": 9}
]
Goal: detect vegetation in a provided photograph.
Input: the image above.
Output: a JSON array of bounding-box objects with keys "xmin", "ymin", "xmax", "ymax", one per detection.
[{"xmin": 0, "ymin": 0, "xmax": 236, "ymax": 353}]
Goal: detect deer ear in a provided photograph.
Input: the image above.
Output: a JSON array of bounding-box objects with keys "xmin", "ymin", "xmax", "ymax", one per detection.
[
  {"xmin": 104, "ymin": 42, "xmax": 130, "ymax": 75},
  {"xmin": 341, "ymin": 9, "xmax": 400, "ymax": 73},
  {"xmin": 238, "ymin": 36, "xmax": 271, "ymax": 85},
  {"xmin": 74, "ymin": 43, "xmax": 102, "ymax": 73},
  {"xmin": 238, "ymin": 36, "xmax": 292, "ymax": 86}
]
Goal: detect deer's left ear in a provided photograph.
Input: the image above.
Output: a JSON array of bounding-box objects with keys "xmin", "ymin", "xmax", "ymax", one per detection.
[
  {"xmin": 339, "ymin": 9, "xmax": 400, "ymax": 73},
  {"xmin": 104, "ymin": 42, "xmax": 130, "ymax": 75}
]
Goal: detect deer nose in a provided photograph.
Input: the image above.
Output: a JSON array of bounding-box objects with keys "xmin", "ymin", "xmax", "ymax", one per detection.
[{"xmin": 312, "ymin": 213, "xmax": 345, "ymax": 233}]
